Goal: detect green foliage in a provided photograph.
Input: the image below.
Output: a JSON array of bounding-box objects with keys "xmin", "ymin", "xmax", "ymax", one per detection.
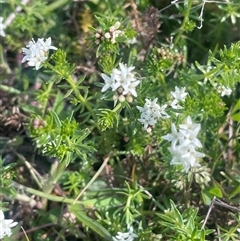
[
  {"xmin": 50, "ymin": 49, "xmax": 76, "ymax": 81},
  {"xmin": 1, "ymin": 0, "xmax": 240, "ymax": 240},
  {"xmin": 97, "ymin": 108, "xmax": 119, "ymax": 131},
  {"xmin": 69, "ymin": 205, "xmax": 112, "ymax": 241},
  {"xmin": 147, "ymin": 46, "xmax": 183, "ymax": 77},
  {"xmin": 157, "ymin": 200, "xmax": 214, "ymax": 241},
  {"xmin": 0, "ymin": 158, "xmax": 16, "ymax": 197},
  {"xmin": 184, "ymin": 90, "xmax": 227, "ymax": 118},
  {"xmin": 98, "ymin": 52, "xmax": 117, "ymax": 74},
  {"xmin": 29, "ymin": 111, "xmax": 95, "ymax": 164},
  {"xmin": 231, "ymin": 99, "xmax": 240, "ymax": 122}
]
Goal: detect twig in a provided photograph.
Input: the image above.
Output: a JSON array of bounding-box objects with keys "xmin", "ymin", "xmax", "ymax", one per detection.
[
  {"xmin": 201, "ymin": 197, "xmax": 240, "ymax": 230},
  {"xmin": 14, "ymin": 223, "xmax": 55, "ymax": 238},
  {"xmin": 214, "ymin": 198, "xmax": 240, "ymax": 212},
  {"xmin": 10, "ymin": 148, "xmax": 43, "ymax": 189},
  {"xmin": 73, "ymin": 154, "xmax": 111, "ymax": 204},
  {"xmin": 197, "ymin": 0, "xmax": 206, "ymax": 29}
]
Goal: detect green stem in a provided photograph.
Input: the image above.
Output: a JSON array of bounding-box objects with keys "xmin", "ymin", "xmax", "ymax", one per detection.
[
  {"xmin": 42, "ymin": 81, "xmax": 54, "ymax": 116},
  {"xmin": 73, "ymin": 155, "xmax": 111, "ymax": 204},
  {"xmin": 42, "ymin": 0, "xmax": 71, "ymax": 15},
  {"xmin": 11, "ymin": 181, "xmax": 123, "ymax": 208},
  {"xmin": 0, "ymin": 84, "xmax": 21, "ymax": 94},
  {"xmin": 11, "ymin": 181, "xmax": 84, "ymax": 206},
  {"xmin": 185, "ymin": 172, "xmax": 193, "ymax": 208},
  {"xmin": 0, "ymin": 44, "xmax": 12, "ymax": 74},
  {"xmin": 43, "ymin": 161, "xmax": 66, "ymax": 194},
  {"xmin": 45, "ymin": 61, "xmax": 93, "ymax": 114},
  {"xmin": 112, "ymin": 102, "xmax": 122, "ymax": 113},
  {"xmin": 41, "ymin": 161, "xmax": 67, "ymax": 209},
  {"xmin": 174, "ymin": 0, "xmax": 194, "ymax": 46},
  {"xmin": 65, "ymin": 76, "xmax": 94, "ymax": 114}
]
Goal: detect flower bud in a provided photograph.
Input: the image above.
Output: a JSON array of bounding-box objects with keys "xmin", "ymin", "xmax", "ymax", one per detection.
[
  {"xmin": 114, "ymin": 21, "xmax": 121, "ymax": 29},
  {"xmin": 119, "ymin": 95, "xmax": 125, "ymax": 102},
  {"xmin": 104, "ymin": 32, "xmax": 111, "ymax": 39},
  {"xmin": 95, "ymin": 33, "xmax": 101, "ymax": 38},
  {"xmin": 109, "ymin": 26, "xmax": 115, "ymax": 32},
  {"xmin": 126, "ymin": 95, "xmax": 133, "ymax": 103}
]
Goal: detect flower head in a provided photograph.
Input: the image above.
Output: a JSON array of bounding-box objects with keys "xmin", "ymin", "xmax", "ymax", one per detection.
[
  {"xmin": 101, "ymin": 63, "xmax": 140, "ymax": 103},
  {"xmin": 170, "ymin": 86, "xmax": 188, "ymax": 109},
  {"xmin": 112, "ymin": 226, "xmax": 138, "ymax": 241},
  {"xmin": 0, "ymin": 210, "xmax": 18, "ymax": 239},
  {"xmin": 162, "ymin": 116, "xmax": 204, "ymax": 172},
  {"xmin": 137, "ymin": 98, "xmax": 169, "ymax": 132},
  {"xmin": 22, "ymin": 37, "xmax": 57, "ymax": 70},
  {"xmin": 106, "ymin": 21, "xmax": 124, "ymax": 44},
  {"xmin": 0, "ymin": 17, "xmax": 6, "ymax": 37},
  {"xmin": 217, "ymin": 85, "xmax": 232, "ymax": 97}
]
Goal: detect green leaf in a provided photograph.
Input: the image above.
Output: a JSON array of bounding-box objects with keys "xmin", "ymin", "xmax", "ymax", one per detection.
[
  {"xmin": 76, "ymin": 76, "xmax": 86, "ymax": 85},
  {"xmin": 63, "ymin": 88, "xmax": 74, "ymax": 98},
  {"xmin": 170, "ymin": 200, "xmax": 183, "ymax": 225},
  {"xmin": 208, "ymin": 186, "xmax": 223, "ymax": 198},
  {"xmin": 231, "ymin": 113, "xmax": 240, "ymax": 122},
  {"xmin": 53, "ymin": 90, "xmax": 64, "ymax": 115},
  {"xmin": 232, "ymin": 99, "xmax": 240, "ymax": 114},
  {"xmin": 201, "ymin": 186, "xmax": 223, "ymax": 205},
  {"xmin": 184, "ymin": 0, "xmax": 189, "ymax": 8},
  {"xmin": 157, "ymin": 213, "xmax": 176, "ymax": 224},
  {"xmin": 51, "ymin": 110, "xmax": 62, "ymax": 128},
  {"xmin": 0, "ymin": 187, "xmax": 16, "ymax": 196},
  {"xmin": 69, "ymin": 205, "xmax": 112, "ymax": 241},
  {"xmin": 229, "ymin": 185, "xmax": 240, "ymax": 199}
]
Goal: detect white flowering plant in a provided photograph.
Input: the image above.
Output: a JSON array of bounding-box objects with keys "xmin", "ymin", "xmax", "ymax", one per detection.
[{"xmin": 0, "ymin": 0, "xmax": 240, "ymax": 241}]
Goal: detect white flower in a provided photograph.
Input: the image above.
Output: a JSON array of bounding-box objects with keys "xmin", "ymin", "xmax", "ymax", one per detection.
[
  {"xmin": 0, "ymin": 17, "xmax": 6, "ymax": 37},
  {"xmin": 101, "ymin": 73, "xmax": 118, "ymax": 92},
  {"xmin": 170, "ymin": 86, "xmax": 188, "ymax": 109},
  {"xmin": 0, "ymin": 210, "xmax": 18, "ymax": 239},
  {"xmin": 101, "ymin": 63, "xmax": 140, "ymax": 100},
  {"xmin": 168, "ymin": 144, "xmax": 203, "ymax": 172},
  {"xmin": 218, "ymin": 85, "xmax": 232, "ymax": 97},
  {"xmin": 112, "ymin": 30, "xmax": 124, "ymax": 39},
  {"xmin": 112, "ymin": 227, "xmax": 138, "ymax": 241},
  {"xmin": 127, "ymin": 37, "xmax": 138, "ymax": 45},
  {"xmin": 122, "ymin": 80, "xmax": 140, "ymax": 97},
  {"xmin": 22, "ymin": 37, "xmax": 57, "ymax": 70},
  {"xmin": 137, "ymin": 98, "xmax": 169, "ymax": 131},
  {"xmin": 162, "ymin": 123, "xmax": 184, "ymax": 147},
  {"xmin": 108, "ymin": 21, "xmax": 124, "ymax": 43},
  {"xmin": 162, "ymin": 116, "xmax": 205, "ymax": 172},
  {"xmin": 37, "ymin": 37, "xmax": 57, "ymax": 52},
  {"xmin": 179, "ymin": 116, "xmax": 202, "ymax": 148},
  {"xmin": 115, "ymin": 63, "xmax": 136, "ymax": 82}
]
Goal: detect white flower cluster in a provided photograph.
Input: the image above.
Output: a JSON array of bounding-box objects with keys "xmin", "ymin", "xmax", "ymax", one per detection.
[
  {"xmin": 162, "ymin": 116, "xmax": 205, "ymax": 172},
  {"xmin": 0, "ymin": 210, "xmax": 18, "ymax": 239},
  {"xmin": 104, "ymin": 21, "xmax": 124, "ymax": 44},
  {"xmin": 101, "ymin": 63, "xmax": 140, "ymax": 103},
  {"xmin": 0, "ymin": 17, "xmax": 6, "ymax": 37},
  {"xmin": 170, "ymin": 86, "xmax": 188, "ymax": 109},
  {"xmin": 95, "ymin": 21, "xmax": 124, "ymax": 44},
  {"xmin": 217, "ymin": 84, "xmax": 232, "ymax": 97},
  {"xmin": 112, "ymin": 227, "xmax": 138, "ymax": 241},
  {"xmin": 137, "ymin": 98, "xmax": 169, "ymax": 132},
  {"xmin": 212, "ymin": 83, "xmax": 232, "ymax": 97},
  {"xmin": 22, "ymin": 37, "xmax": 57, "ymax": 70}
]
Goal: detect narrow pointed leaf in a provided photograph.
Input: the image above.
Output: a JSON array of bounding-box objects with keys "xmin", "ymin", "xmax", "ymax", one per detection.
[{"xmin": 69, "ymin": 205, "xmax": 112, "ymax": 241}]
